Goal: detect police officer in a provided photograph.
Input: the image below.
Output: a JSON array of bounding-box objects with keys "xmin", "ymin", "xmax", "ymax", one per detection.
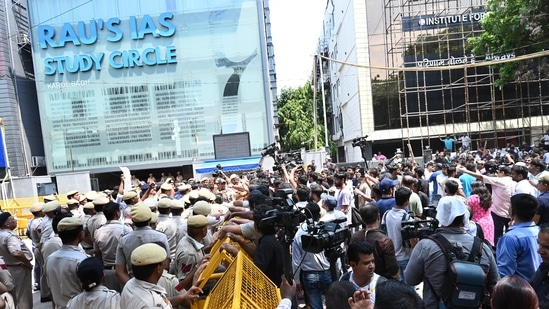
[
  {"xmin": 156, "ymin": 198, "xmax": 178, "ymax": 260},
  {"xmin": 174, "ymin": 215, "xmax": 209, "ymax": 291},
  {"xmin": 115, "ymin": 204, "xmax": 169, "ymax": 285},
  {"xmin": 0, "ymin": 212, "xmax": 33, "ymax": 309},
  {"xmin": 67, "ymin": 257, "xmax": 120, "ymax": 308},
  {"xmin": 26, "ymin": 202, "xmax": 44, "ymax": 292},
  {"xmin": 94, "ymin": 201, "xmax": 132, "ymax": 292},
  {"xmin": 44, "ymin": 216, "xmax": 88, "ymax": 309},
  {"xmin": 120, "ymin": 243, "xmax": 202, "ymax": 309},
  {"xmin": 85, "ymin": 196, "xmax": 109, "ymax": 244}
]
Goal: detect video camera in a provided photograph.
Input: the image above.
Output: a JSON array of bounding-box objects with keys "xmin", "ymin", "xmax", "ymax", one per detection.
[
  {"xmin": 301, "ymin": 218, "xmax": 350, "ymax": 253},
  {"xmin": 351, "ymin": 136, "xmax": 369, "ymax": 148},
  {"xmin": 271, "ymin": 150, "xmax": 304, "ymax": 172},
  {"xmin": 261, "ymin": 142, "xmax": 277, "ymax": 157},
  {"xmin": 261, "ymin": 188, "xmax": 306, "ymax": 232},
  {"xmin": 212, "ymin": 164, "xmax": 223, "ymax": 177},
  {"xmin": 401, "ymin": 212, "xmax": 438, "ymax": 241}
]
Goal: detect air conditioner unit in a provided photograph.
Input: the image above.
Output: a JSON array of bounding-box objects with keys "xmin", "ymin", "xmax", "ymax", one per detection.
[
  {"xmin": 17, "ymin": 33, "xmax": 30, "ymax": 45},
  {"xmin": 32, "ymin": 156, "xmax": 46, "ymax": 167}
]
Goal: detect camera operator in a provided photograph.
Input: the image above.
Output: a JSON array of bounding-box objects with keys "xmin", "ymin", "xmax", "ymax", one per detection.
[
  {"xmin": 295, "ymin": 186, "xmax": 310, "ymax": 209},
  {"xmin": 292, "ymin": 202, "xmax": 332, "ymax": 309},
  {"xmin": 381, "ymin": 187, "xmax": 413, "ymax": 282},
  {"xmin": 320, "ymin": 194, "xmax": 348, "ymax": 227},
  {"xmin": 404, "ymin": 196, "xmax": 499, "ymax": 309},
  {"xmin": 309, "ymin": 185, "xmax": 326, "ymax": 212}
]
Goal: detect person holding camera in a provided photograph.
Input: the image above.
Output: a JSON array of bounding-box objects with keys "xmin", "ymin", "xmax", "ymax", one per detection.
[
  {"xmin": 404, "ymin": 195, "xmax": 499, "ymax": 309},
  {"xmin": 292, "ymin": 202, "xmax": 332, "ymax": 309}
]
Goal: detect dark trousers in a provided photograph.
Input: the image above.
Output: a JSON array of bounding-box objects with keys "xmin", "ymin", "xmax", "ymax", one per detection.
[{"xmin": 491, "ymin": 212, "xmax": 510, "ymax": 246}]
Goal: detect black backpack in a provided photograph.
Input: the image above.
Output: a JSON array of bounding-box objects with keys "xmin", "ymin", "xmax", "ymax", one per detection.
[{"xmin": 426, "ymin": 233, "xmax": 488, "ymax": 309}]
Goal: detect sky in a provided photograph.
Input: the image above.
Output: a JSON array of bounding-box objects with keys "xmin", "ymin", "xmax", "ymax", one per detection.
[{"xmin": 269, "ymin": 0, "xmax": 327, "ymax": 92}]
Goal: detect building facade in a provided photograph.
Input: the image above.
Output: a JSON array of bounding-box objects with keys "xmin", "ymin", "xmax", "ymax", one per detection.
[
  {"xmin": 26, "ymin": 0, "xmax": 277, "ymax": 175},
  {"xmin": 0, "ymin": 0, "xmax": 43, "ymax": 178},
  {"xmin": 318, "ymin": 0, "xmax": 549, "ymax": 162}
]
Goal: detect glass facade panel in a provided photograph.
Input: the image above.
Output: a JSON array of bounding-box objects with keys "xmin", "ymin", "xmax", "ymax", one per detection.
[{"xmin": 28, "ymin": 0, "xmax": 271, "ymax": 173}]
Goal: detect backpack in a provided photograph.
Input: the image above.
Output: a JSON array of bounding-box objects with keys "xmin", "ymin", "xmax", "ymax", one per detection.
[{"xmin": 426, "ymin": 233, "xmax": 488, "ymax": 309}]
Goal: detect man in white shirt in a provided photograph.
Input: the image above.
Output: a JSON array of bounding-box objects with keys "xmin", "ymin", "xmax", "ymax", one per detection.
[
  {"xmin": 339, "ymin": 241, "xmax": 385, "ymax": 305},
  {"xmin": 512, "ymin": 164, "xmax": 537, "ymax": 197}
]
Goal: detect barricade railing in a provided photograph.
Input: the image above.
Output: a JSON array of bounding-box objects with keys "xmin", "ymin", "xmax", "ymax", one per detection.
[{"xmin": 191, "ymin": 235, "xmax": 281, "ymax": 309}]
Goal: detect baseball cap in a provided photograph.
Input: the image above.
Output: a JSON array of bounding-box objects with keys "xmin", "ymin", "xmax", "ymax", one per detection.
[
  {"xmin": 379, "ymin": 178, "xmax": 399, "ymax": 191},
  {"xmin": 320, "ymin": 193, "xmax": 337, "ymax": 210},
  {"xmin": 131, "ymin": 243, "xmax": 167, "ymax": 266}
]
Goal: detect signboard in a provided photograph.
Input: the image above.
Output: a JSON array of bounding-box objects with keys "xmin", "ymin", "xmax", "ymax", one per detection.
[
  {"xmin": 28, "ymin": 0, "xmax": 272, "ymax": 173},
  {"xmin": 402, "ymin": 10, "xmax": 486, "ymax": 32}
]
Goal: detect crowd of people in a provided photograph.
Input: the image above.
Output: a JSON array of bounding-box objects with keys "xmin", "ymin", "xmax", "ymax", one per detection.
[{"xmin": 0, "ymin": 138, "xmax": 547, "ymax": 308}]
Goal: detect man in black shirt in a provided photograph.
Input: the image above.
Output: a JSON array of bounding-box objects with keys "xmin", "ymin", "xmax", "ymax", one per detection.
[{"xmin": 253, "ymin": 204, "xmax": 284, "ymax": 286}]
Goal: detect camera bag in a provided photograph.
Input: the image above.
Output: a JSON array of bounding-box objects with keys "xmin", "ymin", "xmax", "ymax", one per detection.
[{"xmin": 426, "ymin": 233, "xmax": 487, "ymax": 309}]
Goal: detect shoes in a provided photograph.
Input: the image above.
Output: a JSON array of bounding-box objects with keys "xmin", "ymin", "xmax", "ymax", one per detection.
[
  {"xmin": 40, "ymin": 296, "xmax": 51, "ymax": 303},
  {"xmin": 32, "ymin": 283, "xmax": 40, "ymax": 291}
]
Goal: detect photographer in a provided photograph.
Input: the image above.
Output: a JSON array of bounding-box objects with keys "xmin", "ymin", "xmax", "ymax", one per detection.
[
  {"xmin": 292, "ymin": 202, "xmax": 332, "ymax": 309},
  {"xmin": 404, "ymin": 196, "xmax": 498, "ymax": 309}
]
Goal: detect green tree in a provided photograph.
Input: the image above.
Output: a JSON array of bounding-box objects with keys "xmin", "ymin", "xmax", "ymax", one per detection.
[
  {"xmin": 277, "ymin": 82, "xmax": 333, "ymax": 154},
  {"xmin": 469, "ymin": 0, "xmax": 549, "ymax": 86}
]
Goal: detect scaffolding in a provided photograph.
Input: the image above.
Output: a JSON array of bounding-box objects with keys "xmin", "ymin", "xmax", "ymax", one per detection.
[{"xmin": 379, "ymin": 0, "xmax": 549, "ymax": 151}]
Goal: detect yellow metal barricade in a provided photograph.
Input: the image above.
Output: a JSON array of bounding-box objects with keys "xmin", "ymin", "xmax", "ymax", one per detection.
[
  {"xmin": 191, "ymin": 236, "xmax": 281, "ymax": 309},
  {"xmin": 0, "ymin": 195, "xmax": 64, "ymax": 236}
]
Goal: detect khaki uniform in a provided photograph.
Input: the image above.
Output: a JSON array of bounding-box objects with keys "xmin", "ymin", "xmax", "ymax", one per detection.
[
  {"xmin": 44, "ymin": 245, "xmax": 87, "ymax": 309},
  {"xmin": 85, "ymin": 212, "xmax": 107, "ymax": 242},
  {"xmin": 70, "ymin": 209, "xmax": 84, "ymax": 220},
  {"xmin": 94, "ymin": 220, "xmax": 132, "ymax": 292},
  {"xmin": 175, "ymin": 235, "xmax": 204, "ymax": 281},
  {"xmin": 27, "ymin": 216, "xmax": 47, "ymax": 298},
  {"xmin": 41, "ymin": 236, "xmax": 62, "ymax": 261},
  {"xmin": 115, "ymin": 226, "xmax": 169, "ymax": 277},
  {"xmin": 157, "ymin": 270, "xmax": 183, "ymax": 298},
  {"xmin": 120, "ymin": 278, "xmax": 171, "ymax": 309},
  {"xmin": 39, "ymin": 217, "xmax": 54, "ymax": 245},
  {"xmin": 0, "ymin": 229, "xmax": 33, "ymax": 309},
  {"xmin": 156, "ymin": 215, "xmax": 178, "ymax": 258},
  {"xmin": 67, "ymin": 285, "xmax": 120, "ymax": 309},
  {"xmin": 80, "ymin": 214, "xmax": 94, "ymax": 253}
]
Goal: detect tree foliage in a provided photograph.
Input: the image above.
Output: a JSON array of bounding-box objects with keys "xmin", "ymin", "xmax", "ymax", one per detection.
[
  {"xmin": 469, "ymin": 0, "xmax": 549, "ymax": 85},
  {"xmin": 276, "ymin": 82, "xmax": 332, "ymax": 153}
]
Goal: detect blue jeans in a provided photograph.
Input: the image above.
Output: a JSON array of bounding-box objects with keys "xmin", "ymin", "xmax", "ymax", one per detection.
[
  {"xmin": 397, "ymin": 259, "xmax": 409, "ymax": 283},
  {"xmin": 301, "ymin": 270, "xmax": 332, "ymax": 309}
]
